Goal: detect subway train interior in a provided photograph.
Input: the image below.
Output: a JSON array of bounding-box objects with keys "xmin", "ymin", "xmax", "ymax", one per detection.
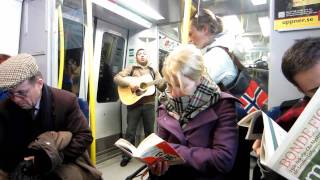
[{"xmin": 0, "ymin": 0, "xmax": 320, "ymax": 179}]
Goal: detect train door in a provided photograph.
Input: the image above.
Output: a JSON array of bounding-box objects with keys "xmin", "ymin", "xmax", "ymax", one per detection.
[{"xmin": 93, "ymin": 19, "xmax": 127, "ymax": 163}]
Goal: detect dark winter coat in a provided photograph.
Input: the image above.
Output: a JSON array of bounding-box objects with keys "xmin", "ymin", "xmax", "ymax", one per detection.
[{"xmin": 0, "ymin": 84, "xmax": 96, "ymax": 179}]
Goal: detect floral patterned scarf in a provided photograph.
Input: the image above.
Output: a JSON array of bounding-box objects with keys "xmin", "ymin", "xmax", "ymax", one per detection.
[{"xmin": 159, "ymin": 77, "xmax": 221, "ymax": 128}]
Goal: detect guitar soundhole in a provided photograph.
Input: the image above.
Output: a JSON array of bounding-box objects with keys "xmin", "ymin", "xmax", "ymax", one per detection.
[
  {"xmin": 140, "ymin": 82, "xmax": 147, "ymax": 90},
  {"xmin": 135, "ymin": 89, "xmax": 146, "ymax": 96}
]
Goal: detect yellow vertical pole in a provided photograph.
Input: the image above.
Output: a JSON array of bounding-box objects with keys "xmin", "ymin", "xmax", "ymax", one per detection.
[
  {"xmin": 57, "ymin": 5, "xmax": 65, "ymax": 89},
  {"xmin": 85, "ymin": 0, "xmax": 97, "ymax": 165},
  {"xmin": 181, "ymin": 0, "xmax": 192, "ymax": 44}
]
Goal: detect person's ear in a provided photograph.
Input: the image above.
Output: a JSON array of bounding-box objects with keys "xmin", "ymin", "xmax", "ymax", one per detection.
[
  {"xmin": 202, "ymin": 25, "xmax": 209, "ymax": 34},
  {"xmin": 202, "ymin": 24, "xmax": 211, "ymax": 35},
  {"xmin": 37, "ymin": 78, "xmax": 44, "ymax": 88}
]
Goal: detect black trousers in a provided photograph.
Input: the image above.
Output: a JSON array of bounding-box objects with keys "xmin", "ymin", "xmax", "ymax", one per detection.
[{"xmin": 122, "ymin": 103, "xmax": 155, "ymax": 160}]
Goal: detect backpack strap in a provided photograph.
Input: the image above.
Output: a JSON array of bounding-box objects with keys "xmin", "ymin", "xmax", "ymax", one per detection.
[
  {"xmin": 130, "ymin": 65, "xmax": 155, "ymax": 80},
  {"xmin": 207, "ymin": 46, "xmax": 246, "ymax": 71},
  {"xmin": 147, "ymin": 66, "xmax": 156, "ymax": 80},
  {"xmin": 129, "ymin": 66, "xmax": 137, "ymax": 76}
]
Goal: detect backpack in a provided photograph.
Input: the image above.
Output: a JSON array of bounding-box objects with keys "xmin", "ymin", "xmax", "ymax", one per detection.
[{"xmin": 208, "ymin": 46, "xmax": 268, "ymax": 113}]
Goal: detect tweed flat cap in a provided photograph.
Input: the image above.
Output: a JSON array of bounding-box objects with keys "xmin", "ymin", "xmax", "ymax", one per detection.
[{"xmin": 0, "ymin": 53, "xmax": 39, "ymax": 90}]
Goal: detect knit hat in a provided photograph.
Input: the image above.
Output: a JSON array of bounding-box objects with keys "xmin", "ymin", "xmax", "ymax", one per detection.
[{"xmin": 0, "ymin": 53, "xmax": 39, "ymax": 90}]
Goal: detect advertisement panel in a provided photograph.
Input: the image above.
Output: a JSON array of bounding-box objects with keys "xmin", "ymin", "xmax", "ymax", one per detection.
[{"xmin": 274, "ymin": 0, "xmax": 320, "ymax": 31}]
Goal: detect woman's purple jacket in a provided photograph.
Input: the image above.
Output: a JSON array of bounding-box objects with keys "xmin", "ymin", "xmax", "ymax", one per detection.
[{"xmin": 156, "ymin": 92, "xmax": 239, "ymax": 179}]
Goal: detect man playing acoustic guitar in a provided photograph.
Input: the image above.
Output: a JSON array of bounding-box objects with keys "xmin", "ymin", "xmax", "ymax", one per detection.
[{"xmin": 114, "ymin": 48, "xmax": 166, "ymax": 167}]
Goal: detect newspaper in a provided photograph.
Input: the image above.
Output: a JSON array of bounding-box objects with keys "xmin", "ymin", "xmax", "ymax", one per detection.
[{"xmin": 238, "ymin": 88, "xmax": 320, "ymax": 180}]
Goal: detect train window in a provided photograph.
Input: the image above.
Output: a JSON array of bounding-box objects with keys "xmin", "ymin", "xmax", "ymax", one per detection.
[
  {"xmin": 60, "ymin": 18, "xmax": 84, "ymax": 96},
  {"xmin": 59, "ymin": 0, "xmax": 85, "ymax": 96},
  {"xmin": 158, "ymin": 28, "xmax": 180, "ymax": 75},
  {"xmin": 97, "ymin": 32, "xmax": 125, "ymax": 103}
]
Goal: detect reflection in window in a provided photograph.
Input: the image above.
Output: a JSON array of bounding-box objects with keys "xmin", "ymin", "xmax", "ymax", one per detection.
[
  {"xmin": 158, "ymin": 49, "xmax": 169, "ymax": 76},
  {"xmin": 97, "ymin": 33, "xmax": 125, "ymax": 103},
  {"xmin": 59, "ymin": 0, "xmax": 85, "ymax": 96},
  {"xmin": 236, "ymin": 13, "xmax": 269, "ymax": 93}
]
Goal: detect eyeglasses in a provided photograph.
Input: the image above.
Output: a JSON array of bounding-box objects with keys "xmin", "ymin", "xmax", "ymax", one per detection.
[{"xmin": 7, "ymin": 88, "xmax": 31, "ymax": 98}]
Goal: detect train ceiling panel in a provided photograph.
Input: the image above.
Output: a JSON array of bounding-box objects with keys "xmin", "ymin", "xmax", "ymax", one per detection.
[
  {"xmin": 91, "ymin": 0, "xmax": 181, "ymax": 30},
  {"xmin": 200, "ymin": 0, "xmax": 268, "ymax": 15},
  {"xmin": 147, "ymin": 0, "xmax": 181, "ymax": 25},
  {"xmin": 92, "ymin": 1, "xmax": 150, "ymax": 30}
]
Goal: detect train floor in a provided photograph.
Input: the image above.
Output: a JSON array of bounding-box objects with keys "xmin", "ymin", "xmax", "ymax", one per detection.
[
  {"xmin": 97, "ymin": 154, "xmax": 258, "ymax": 180},
  {"xmin": 97, "ymin": 155, "xmax": 146, "ymax": 180}
]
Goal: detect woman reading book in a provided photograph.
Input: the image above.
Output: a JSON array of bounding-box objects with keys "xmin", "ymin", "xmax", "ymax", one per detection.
[{"xmin": 149, "ymin": 44, "xmax": 239, "ymax": 179}]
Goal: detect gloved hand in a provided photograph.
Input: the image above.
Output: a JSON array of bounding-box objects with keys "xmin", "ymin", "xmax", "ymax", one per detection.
[
  {"xmin": 27, "ymin": 131, "xmax": 72, "ymax": 174},
  {"xmin": 10, "ymin": 160, "xmax": 41, "ymax": 180}
]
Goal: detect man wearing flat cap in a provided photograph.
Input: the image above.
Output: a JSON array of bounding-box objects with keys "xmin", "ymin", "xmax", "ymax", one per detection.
[{"xmin": 0, "ymin": 54, "xmax": 102, "ymax": 179}]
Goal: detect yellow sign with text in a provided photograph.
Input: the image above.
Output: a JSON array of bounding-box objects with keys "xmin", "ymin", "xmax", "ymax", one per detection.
[
  {"xmin": 293, "ymin": 0, "xmax": 320, "ymax": 7},
  {"xmin": 274, "ymin": 15, "xmax": 320, "ymax": 31}
]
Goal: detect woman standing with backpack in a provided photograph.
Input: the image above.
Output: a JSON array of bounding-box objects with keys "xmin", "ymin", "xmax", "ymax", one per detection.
[
  {"xmin": 189, "ymin": 9, "xmax": 238, "ymax": 89},
  {"xmin": 189, "ymin": 9, "xmax": 257, "ymax": 180}
]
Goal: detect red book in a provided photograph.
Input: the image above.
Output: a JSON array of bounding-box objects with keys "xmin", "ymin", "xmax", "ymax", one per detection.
[{"xmin": 115, "ymin": 133, "xmax": 184, "ymax": 166}]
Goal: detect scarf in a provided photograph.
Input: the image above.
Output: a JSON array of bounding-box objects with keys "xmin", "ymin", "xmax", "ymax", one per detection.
[
  {"xmin": 159, "ymin": 77, "xmax": 221, "ymax": 128},
  {"xmin": 276, "ymin": 97, "xmax": 310, "ymax": 132}
]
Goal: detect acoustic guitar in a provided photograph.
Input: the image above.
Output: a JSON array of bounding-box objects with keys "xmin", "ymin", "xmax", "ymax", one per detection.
[{"xmin": 118, "ymin": 74, "xmax": 161, "ymax": 105}]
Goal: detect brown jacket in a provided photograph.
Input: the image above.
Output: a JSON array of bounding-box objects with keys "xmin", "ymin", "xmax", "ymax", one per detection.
[
  {"xmin": 28, "ymin": 131, "xmax": 102, "ymax": 180},
  {"xmin": 0, "ymin": 84, "xmax": 93, "ymax": 175}
]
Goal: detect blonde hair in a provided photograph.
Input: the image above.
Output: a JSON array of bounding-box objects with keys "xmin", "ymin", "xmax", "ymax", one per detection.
[{"xmin": 162, "ymin": 44, "xmax": 204, "ymax": 88}]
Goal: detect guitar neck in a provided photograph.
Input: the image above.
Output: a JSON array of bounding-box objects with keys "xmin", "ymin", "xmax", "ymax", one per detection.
[{"xmin": 145, "ymin": 79, "xmax": 162, "ymax": 87}]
